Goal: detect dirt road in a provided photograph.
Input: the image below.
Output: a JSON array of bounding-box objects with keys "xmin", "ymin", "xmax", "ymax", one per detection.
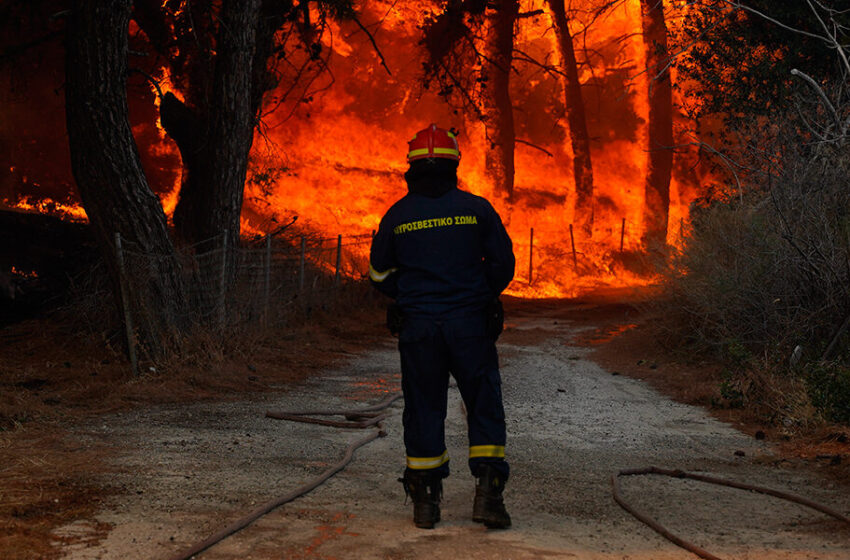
[{"xmin": 57, "ymin": 300, "xmax": 849, "ymax": 559}]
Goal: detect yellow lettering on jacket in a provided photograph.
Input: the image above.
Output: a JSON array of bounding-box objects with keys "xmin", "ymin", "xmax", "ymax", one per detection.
[{"xmin": 393, "ymin": 215, "xmax": 479, "ymax": 235}]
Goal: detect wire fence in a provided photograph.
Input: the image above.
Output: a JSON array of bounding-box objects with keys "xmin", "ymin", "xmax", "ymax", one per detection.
[
  {"xmin": 114, "ymin": 228, "xmax": 374, "ymax": 374},
  {"xmin": 110, "ymin": 217, "xmax": 674, "ymax": 373}
]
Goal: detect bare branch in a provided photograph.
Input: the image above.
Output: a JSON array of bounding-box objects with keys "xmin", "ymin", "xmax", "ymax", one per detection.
[
  {"xmin": 792, "ymin": 96, "xmax": 829, "ymax": 142},
  {"xmin": 805, "ymin": 0, "xmax": 850, "ymax": 77},
  {"xmin": 512, "ymin": 48, "xmax": 566, "ymax": 79},
  {"xmin": 128, "ymin": 68, "xmax": 164, "ymax": 100},
  {"xmin": 790, "ymin": 68, "xmax": 844, "ymax": 136},
  {"xmin": 350, "ymin": 13, "xmax": 392, "ymax": 76},
  {"xmin": 677, "ymin": 136, "xmax": 753, "ymax": 202},
  {"xmin": 515, "ymin": 139, "xmax": 554, "ymax": 157}
]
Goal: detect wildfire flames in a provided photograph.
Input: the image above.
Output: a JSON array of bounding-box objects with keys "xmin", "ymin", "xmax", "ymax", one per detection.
[{"xmin": 3, "ymin": 0, "xmax": 711, "ymax": 298}]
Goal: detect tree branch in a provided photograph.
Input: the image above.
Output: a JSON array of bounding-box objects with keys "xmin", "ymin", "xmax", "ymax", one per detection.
[
  {"xmin": 515, "ymin": 139, "xmax": 554, "ymax": 157},
  {"xmin": 128, "ymin": 68, "xmax": 164, "ymax": 99},
  {"xmin": 351, "ymin": 13, "xmax": 392, "ymax": 76},
  {"xmin": 790, "ymin": 68, "xmax": 844, "ymax": 136}
]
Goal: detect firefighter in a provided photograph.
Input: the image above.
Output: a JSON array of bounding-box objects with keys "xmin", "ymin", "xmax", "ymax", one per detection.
[{"xmin": 369, "ymin": 124, "xmax": 515, "ymax": 530}]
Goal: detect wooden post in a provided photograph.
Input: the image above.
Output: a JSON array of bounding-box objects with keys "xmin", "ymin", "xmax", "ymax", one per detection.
[
  {"xmin": 620, "ymin": 218, "xmax": 626, "ymax": 252},
  {"xmin": 569, "ymin": 224, "xmax": 578, "ymax": 270},
  {"xmin": 114, "ymin": 232, "xmax": 139, "ymax": 377},
  {"xmin": 334, "ymin": 234, "xmax": 342, "ymax": 286},
  {"xmin": 263, "ymin": 234, "xmax": 271, "ymax": 325},
  {"xmin": 299, "ymin": 235, "xmax": 306, "ymax": 292},
  {"xmin": 528, "ymin": 227, "xmax": 534, "ymax": 285},
  {"xmin": 218, "ymin": 229, "xmax": 228, "ymax": 330}
]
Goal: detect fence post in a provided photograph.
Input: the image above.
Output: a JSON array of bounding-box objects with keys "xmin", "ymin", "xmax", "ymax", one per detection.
[
  {"xmin": 569, "ymin": 224, "xmax": 578, "ymax": 270},
  {"xmin": 299, "ymin": 235, "xmax": 306, "ymax": 292},
  {"xmin": 114, "ymin": 232, "xmax": 139, "ymax": 377},
  {"xmin": 620, "ymin": 218, "xmax": 626, "ymax": 252},
  {"xmin": 264, "ymin": 234, "xmax": 271, "ymax": 325},
  {"xmin": 334, "ymin": 234, "xmax": 342, "ymax": 287},
  {"xmin": 528, "ymin": 227, "xmax": 534, "ymax": 285},
  {"xmin": 218, "ymin": 229, "xmax": 228, "ymax": 330}
]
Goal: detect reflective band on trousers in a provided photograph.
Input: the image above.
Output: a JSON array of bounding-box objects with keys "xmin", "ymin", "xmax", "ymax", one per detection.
[
  {"xmin": 407, "ymin": 450, "xmax": 449, "ymax": 470},
  {"xmin": 369, "ymin": 263, "xmax": 397, "ymax": 282},
  {"xmin": 469, "ymin": 445, "xmax": 505, "ymax": 459}
]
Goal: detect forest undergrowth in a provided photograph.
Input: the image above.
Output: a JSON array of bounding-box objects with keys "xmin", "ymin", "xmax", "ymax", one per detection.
[{"xmin": 652, "ymin": 118, "xmax": 850, "ymax": 434}]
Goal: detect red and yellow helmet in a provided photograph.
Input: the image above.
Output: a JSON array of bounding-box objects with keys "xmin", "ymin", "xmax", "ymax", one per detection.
[{"xmin": 407, "ymin": 124, "xmax": 461, "ymax": 162}]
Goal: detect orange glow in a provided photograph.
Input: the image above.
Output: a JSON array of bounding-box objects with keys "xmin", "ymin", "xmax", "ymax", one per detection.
[
  {"xmin": 4, "ymin": 196, "xmax": 88, "ymax": 222},
  {"xmin": 237, "ymin": 0, "xmax": 706, "ymax": 297},
  {"xmin": 11, "ymin": 266, "xmax": 38, "ymax": 280},
  {"xmin": 9, "ymin": 1, "xmax": 712, "ymax": 299}
]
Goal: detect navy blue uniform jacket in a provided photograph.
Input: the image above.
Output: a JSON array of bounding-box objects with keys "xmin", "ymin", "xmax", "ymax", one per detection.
[{"xmin": 369, "ymin": 187, "xmax": 515, "ymax": 317}]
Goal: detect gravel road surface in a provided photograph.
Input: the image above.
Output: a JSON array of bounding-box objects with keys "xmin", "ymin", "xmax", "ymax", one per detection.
[{"xmin": 57, "ymin": 301, "xmax": 850, "ymax": 559}]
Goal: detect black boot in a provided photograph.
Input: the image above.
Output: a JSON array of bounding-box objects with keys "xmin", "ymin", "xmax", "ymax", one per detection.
[
  {"xmin": 472, "ymin": 465, "xmax": 511, "ymax": 529},
  {"xmin": 400, "ymin": 470, "xmax": 442, "ymax": 529}
]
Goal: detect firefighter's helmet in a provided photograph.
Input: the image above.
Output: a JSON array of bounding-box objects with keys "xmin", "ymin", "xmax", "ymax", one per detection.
[{"xmin": 407, "ymin": 124, "xmax": 460, "ymax": 162}]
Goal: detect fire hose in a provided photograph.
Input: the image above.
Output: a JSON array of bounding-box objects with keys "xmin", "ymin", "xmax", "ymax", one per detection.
[
  {"xmin": 164, "ymin": 390, "xmax": 848, "ymax": 560},
  {"xmin": 612, "ymin": 466, "xmax": 850, "ymax": 560},
  {"xmin": 166, "ymin": 392, "xmax": 402, "ymax": 560}
]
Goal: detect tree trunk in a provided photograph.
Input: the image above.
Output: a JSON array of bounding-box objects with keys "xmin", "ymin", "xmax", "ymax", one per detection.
[
  {"xmin": 170, "ymin": 0, "xmax": 264, "ymax": 252},
  {"xmin": 547, "ymin": 0, "xmax": 595, "ymax": 235},
  {"xmin": 481, "ymin": 0, "xmax": 518, "ymax": 200},
  {"xmin": 65, "ymin": 0, "xmax": 185, "ymax": 355},
  {"xmin": 640, "ymin": 0, "xmax": 674, "ymax": 248}
]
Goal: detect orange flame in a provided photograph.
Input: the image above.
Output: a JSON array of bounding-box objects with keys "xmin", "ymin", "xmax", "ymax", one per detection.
[
  {"xmin": 238, "ymin": 0, "xmax": 705, "ymax": 297},
  {"xmin": 6, "ymin": 1, "xmax": 710, "ymax": 299}
]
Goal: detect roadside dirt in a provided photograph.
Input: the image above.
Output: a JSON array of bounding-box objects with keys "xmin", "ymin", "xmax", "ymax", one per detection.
[{"xmin": 47, "ymin": 291, "xmax": 850, "ymax": 559}]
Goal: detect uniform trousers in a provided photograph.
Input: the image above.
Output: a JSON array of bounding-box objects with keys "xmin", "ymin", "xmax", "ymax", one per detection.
[{"xmin": 398, "ymin": 312, "xmax": 509, "ymax": 480}]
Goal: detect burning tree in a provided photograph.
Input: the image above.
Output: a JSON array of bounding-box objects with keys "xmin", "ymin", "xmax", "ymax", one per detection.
[
  {"xmin": 481, "ymin": 0, "xmax": 520, "ymax": 201},
  {"xmin": 132, "ymin": 0, "xmax": 357, "ymax": 252},
  {"xmin": 639, "ymin": 0, "xmax": 673, "ymax": 248},
  {"xmin": 6, "ymin": 0, "xmax": 723, "ymax": 310},
  {"xmin": 420, "ymin": 0, "xmax": 519, "ymax": 199},
  {"xmin": 62, "ymin": 0, "xmax": 361, "ymax": 353},
  {"xmin": 547, "ymin": 0, "xmax": 595, "ymax": 234}
]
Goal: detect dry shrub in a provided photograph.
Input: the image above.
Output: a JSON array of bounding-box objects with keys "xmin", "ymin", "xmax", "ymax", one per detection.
[{"xmin": 656, "ymin": 121, "xmax": 850, "ymax": 427}]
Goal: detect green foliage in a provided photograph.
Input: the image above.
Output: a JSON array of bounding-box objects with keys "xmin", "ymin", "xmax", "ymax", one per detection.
[
  {"xmin": 805, "ymin": 363, "xmax": 850, "ymax": 424},
  {"xmin": 674, "ymin": 1, "xmax": 850, "ymax": 128},
  {"xmin": 718, "ymin": 369, "xmax": 745, "ymax": 408}
]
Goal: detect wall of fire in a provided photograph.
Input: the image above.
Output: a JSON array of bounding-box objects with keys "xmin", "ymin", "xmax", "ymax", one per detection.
[{"xmin": 1, "ymin": 1, "xmax": 714, "ymax": 298}]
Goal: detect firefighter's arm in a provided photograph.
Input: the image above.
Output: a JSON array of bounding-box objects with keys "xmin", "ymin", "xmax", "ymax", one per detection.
[
  {"xmin": 368, "ymin": 216, "xmax": 399, "ymax": 298},
  {"xmin": 481, "ymin": 202, "xmax": 515, "ymax": 294}
]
